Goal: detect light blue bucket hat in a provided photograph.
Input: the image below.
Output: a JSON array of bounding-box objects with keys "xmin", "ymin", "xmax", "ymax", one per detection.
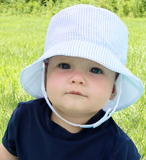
[{"xmin": 20, "ymin": 4, "xmax": 144, "ymax": 128}]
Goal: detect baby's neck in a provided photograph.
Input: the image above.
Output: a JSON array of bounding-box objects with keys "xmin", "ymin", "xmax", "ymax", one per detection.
[{"xmin": 50, "ymin": 112, "xmax": 83, "ymax": 133}]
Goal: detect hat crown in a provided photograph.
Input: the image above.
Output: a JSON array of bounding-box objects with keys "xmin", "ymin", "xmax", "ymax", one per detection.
[{"xmin": 44, "ymin": 4, "xmax": 128, "ymax": 65}]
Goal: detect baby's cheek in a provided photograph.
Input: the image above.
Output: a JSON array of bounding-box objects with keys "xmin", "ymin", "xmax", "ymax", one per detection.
[
  {"xmin": 46, "ymin": 75, "xmax": 62, "ymax": 98},
  {"xmin": 91, "ymin": 80, "xmax": 113, "ymax": 99},
  {"xmin": 47, "ymin": 73, "xmax": 60, "ymax": 86}
]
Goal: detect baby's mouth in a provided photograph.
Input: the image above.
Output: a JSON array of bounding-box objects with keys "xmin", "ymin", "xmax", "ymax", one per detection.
[{"xmin": 67, "ymin": 91, "xmax": 87, "ymax": 97}]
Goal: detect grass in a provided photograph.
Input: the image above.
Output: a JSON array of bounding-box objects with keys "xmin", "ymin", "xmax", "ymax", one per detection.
[{"xmin": 0, "ymin": 16, "xmax": 146, "ymax": 159}]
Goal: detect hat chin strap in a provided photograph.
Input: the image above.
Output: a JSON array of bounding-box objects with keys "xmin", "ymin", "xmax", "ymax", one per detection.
[{"xmin": 41, "ymin": 63, "xmax": 122, "ymax": 128}]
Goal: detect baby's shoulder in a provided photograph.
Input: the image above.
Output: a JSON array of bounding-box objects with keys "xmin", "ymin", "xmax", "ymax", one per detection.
[
  {"xmin": 18, "ymin": 98, "xmax": 45, "ymax": 107},
  {"xmin": 105, "ymin": 118, "xmax": 129, "ymax": 140},
  {"xmin": 17, "ymin": 98, "xmax": 46, "ymax": 111},
  {"xmin": 100, "ymin": 119, "xmax": 140, "ymax": 159},
  {"xmin": 11, "ymin": 98, "xmax": 47, "ymax": 122}
]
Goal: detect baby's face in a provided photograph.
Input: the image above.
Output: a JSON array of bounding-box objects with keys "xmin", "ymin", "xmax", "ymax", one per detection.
[{"xmin": 46, "ymin": 55, "xmax": 116, "ymax": 119}]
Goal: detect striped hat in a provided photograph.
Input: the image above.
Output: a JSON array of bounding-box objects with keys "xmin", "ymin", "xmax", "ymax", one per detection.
[{"xmin": 20, "ymin": 4, "xmax": 144, "ymax": 127}]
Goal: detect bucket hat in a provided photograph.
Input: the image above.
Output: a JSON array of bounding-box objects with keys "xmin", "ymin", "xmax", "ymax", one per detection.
[{"xmin": 20, "ymin": 4, "xmax": 144, "ymax": 128}]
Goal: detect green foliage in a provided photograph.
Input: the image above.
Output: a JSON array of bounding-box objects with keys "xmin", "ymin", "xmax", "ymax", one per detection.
[{"xmin": 0, "ymin": 0, "xmax": 146, "ymax": 17}]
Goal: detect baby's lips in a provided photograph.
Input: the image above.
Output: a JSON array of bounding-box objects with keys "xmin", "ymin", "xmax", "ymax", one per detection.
[{"xmin": 67, "ymin": 91, "xmax": 87, "ymax": 97}]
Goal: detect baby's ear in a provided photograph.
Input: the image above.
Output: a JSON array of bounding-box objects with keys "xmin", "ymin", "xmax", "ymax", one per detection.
[
  {"xmin": 110, "ymin": 73, "xmax": 119, "ymax": 100},
  {"xmin": 44, "ymin": 62, "xmax": 48, "ymax": 90},
  {"xmin": 110, "ymin": 84, "xmax": 117, "ymax": 100}
]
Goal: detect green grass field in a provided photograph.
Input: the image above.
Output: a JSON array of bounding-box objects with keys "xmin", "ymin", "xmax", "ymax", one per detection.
[{"xmin": 0, "ymin": 16, "xmax": 146, "ymax": 159}]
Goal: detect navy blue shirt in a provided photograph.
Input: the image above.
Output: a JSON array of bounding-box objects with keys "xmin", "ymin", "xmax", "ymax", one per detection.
[{"xmin": 2, "ymin": 98, "xmax": 140, "ymax": 160}]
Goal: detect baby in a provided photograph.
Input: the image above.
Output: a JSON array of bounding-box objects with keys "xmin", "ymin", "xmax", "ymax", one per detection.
[{"xmin": 0, "ymin": 4, "xmax": 144, "ymax": 160}]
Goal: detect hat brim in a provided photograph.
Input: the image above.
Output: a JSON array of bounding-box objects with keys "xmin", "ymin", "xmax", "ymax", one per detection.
[{"xmin": 20, "ymin": 40, "xmax": 144, "ymax": 111}]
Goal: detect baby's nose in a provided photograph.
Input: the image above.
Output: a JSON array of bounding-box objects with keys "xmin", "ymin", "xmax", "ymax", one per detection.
[
  {"xmin": 70, "ymin": 71, "xmax": 86, "ymax": 85},
  {"xmin": 72, "ymin": 80, "xmax": 83, "ymax": 84}
]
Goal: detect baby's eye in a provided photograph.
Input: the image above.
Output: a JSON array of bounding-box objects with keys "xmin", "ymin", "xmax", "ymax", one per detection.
[
  {"xmin": 59, "ymin": 63, "xmax": 70, "ymax": 69},
  {"xmin": 90, "ymin": 68, "xmax": 102, "ymax": 74}
]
